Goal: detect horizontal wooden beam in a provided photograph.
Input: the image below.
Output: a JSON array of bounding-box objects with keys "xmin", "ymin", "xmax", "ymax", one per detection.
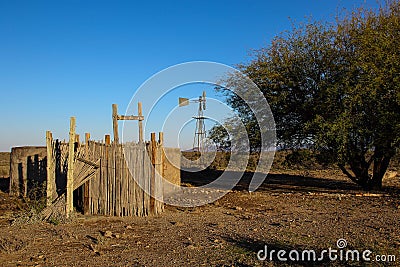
[{"xmin": 117, "ymin": 115, "xmax": 144, "ymax": 121}]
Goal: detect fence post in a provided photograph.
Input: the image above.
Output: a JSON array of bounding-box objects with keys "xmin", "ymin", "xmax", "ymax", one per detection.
[
  {"xmin": 46, "ymin": 131, "xmax": 55, "ymax": 206},
  {"xmin": 138, "ymin": 102, "xmax": 143, "ymax": 143},
  {"xmin": 156, "ymin": 132, "xmax": 164, "ymax": 213},
  {"xmin": 66, "ymin": 117, "xmax": 76, "ymax": 218},
  {"xmin": 112, "ymin": 104, "xmax": 119, "ymax": 144},
  {"xmin": 150, "ymin": 132, "xmax": 156, "ymax": 213},
  {"xmin": 83, "ymin": 132, "xmax": 90, "ymax": 214}
]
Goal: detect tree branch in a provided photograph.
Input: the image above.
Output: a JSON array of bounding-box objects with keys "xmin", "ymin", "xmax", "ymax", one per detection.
[{"xmin": 338, "ymin": 164, "xmax": 359, "ymax": 183}]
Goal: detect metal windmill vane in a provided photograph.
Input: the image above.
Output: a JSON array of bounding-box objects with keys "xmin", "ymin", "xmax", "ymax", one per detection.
[{"xmin": 179, "ymin": 91, "xmax": 207, "ymax": 153}]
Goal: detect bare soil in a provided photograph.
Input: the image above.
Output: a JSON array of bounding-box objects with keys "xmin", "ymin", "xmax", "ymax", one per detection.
[{"xmin": 0, "ymin": 169, "xmax": 399, "ymax": 267}]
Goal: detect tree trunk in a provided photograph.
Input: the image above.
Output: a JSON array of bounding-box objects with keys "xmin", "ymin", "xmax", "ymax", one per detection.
[
  {"xmin": 341, "ymin": 151, "xmax": 392, "ymax": 190},
  {"xmin": 344, "ymin": 150, "xmax": 392, "ymax": 191},
  {"xmin": 370, "ymin": 154, "xmax": 391, "ymax": 190}
]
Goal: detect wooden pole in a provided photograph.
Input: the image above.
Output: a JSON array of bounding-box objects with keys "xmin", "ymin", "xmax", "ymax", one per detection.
[
  {"xmin": 150, "ymin": 132, "xmax": 156, "ymax": 213},
  {"xmin": 112, "ymin": 104, "xmax": 119, "ymax": 144},
  {"xmin": 66, "ymin": 117, "xmax": 76, "ymax": 218},
  {"xmin": 105, "ymin": 135, "xmax": 111, "ymax": 148},
  {"xmin": 138, "ymin": 102, "xmax": 143, "ymax": 143},
  {"xmin": 46, "ymin": 131, "xmax": 55, "ymax": 206},
  {"xmin": 105, "ymin": 135, "xmax": 111, "ymax": 215},
  {"xmin": 85, "ymin": 133, "xmax": 90, "ymax": 155},
  {"xmin": 156, "ymin": 132, "xmax": 164, "ymax": 212},
  {"xmin": 83, "ymin": 132, "xmax": 90, "ymax": 215},
  {"xmin": 158, "ymin": 131, "xmax": 164, "ymax": 177}
]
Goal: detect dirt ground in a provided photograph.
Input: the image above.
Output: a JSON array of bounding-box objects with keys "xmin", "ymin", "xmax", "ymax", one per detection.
[{"xmin": 0, "ymin": 169, "xmax": 399, "ymax": 267}]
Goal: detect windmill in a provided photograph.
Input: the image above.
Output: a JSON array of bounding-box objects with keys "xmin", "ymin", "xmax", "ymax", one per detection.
[{"xmin": 179, "ymin": 91, "xmax": 207, "ymax": 153}]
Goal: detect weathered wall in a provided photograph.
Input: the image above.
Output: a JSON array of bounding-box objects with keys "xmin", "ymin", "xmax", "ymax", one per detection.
[
  {"xmin": 0, "ymin": 152, "xmax": 10, "ymax": 178},
  {"xmin": 9, "ymin": 146, "xmax": 47, "ymax": 196},
  {"xmin": 163, "ymin": 147, "xmax": 181, "ymax": 186}
]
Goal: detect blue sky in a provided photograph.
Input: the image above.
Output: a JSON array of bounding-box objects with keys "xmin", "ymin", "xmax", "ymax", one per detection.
[{"xmin": 0, "ymin": 0, "xmax": 381, "ymax": 151}]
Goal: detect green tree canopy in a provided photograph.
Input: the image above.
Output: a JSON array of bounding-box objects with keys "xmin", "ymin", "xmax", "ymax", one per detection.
[{"xmin": 214, "ymin": 1, "xmax": 400, "ymax": 189}]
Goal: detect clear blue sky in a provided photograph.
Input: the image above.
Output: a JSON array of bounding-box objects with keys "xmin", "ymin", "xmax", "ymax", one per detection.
[{"xmin": 0, "ymin": 0, "xmax": 380, "ymax": 151}]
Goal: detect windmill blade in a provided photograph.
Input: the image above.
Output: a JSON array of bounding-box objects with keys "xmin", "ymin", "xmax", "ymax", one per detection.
[
  {"xmin": 179, "ymin": 97, "xmax": 189, "ymax": 107},
  {"xmin": 202, "ymin": 91, "xmax": 206, "ymax": 110}
]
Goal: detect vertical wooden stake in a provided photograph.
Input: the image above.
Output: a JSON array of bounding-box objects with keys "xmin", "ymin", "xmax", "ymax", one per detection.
[
  {"xmin": 85, "ymin": 133, "xmax": 90, "ymax": 155},
  {"xmin": 105, "ymin": 135, "xmax": 111, "ymax": 151},
  {"xmin": 66, "ymin": 117, "xmax": 76, "ymax": 218},
  {"xmin": 156, "ymin": 132, "xmax": 164, "ymax": 212},
  {"xmin": 105, "ymin": 135, "xmax": 111, "ymax": 215},
  {"xmin": 138, "ymin": 102, "xmax": 143, "ymax": 143},
  {"xmin": 150, "ymin": 132, "xmax": 156, "ymax": 213},
  {"xmin": 158, "ymin": 132, "xmax": 164, "ymax": 145},
  {"xmin": 112, "ymin": 104, "xmax": 119, "ymax": 144},
  {"xmin": 46, "ymin": 131, "xmax": 55, "ymax": 206},
  {"xmin": 158, "ymin": 132, "xmax": 164, "ymax": 177},
  {"xmin": 83, "ymin": 132, "xmax": 90, "ymax": 215}
]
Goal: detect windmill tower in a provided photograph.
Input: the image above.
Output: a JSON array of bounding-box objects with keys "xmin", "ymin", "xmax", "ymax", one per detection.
[{"xmin": 179, "ymin": 91, "xmax": 207, "ymax": 153}]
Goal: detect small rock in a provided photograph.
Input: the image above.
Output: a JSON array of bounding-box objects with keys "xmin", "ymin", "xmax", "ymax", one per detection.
[
  {"xmin": 170, "ymin": 221, "xmax": 184, "ymax": 227},
  {"xmin": 112, "ymin": 233, "xmax": 120, "ymax": 239},
  {"xmin": 125, "ymin": 225, "xmax": 133, "ymax": 230},
  {"xmin": 102, "ymin": 230, "xmax": 112, "ymax": 238},
  {"xmin": 186, "ymin": 244, "xmax": 196, "ymax": 250},
  {"xmin": 234, "ymin": 206, "xmax": 243, "ymax": 211}
]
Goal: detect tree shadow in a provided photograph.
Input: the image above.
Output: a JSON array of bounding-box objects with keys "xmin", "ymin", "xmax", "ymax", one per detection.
[{"xmin": 181, "ymin": 169, "xmax": 400, "ymax": 195}]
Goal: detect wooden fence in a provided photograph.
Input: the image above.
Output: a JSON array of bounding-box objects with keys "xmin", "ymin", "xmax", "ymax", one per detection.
[{"xmin": 45, "ymin": 117, "xmax": 164, "ymax": 217}]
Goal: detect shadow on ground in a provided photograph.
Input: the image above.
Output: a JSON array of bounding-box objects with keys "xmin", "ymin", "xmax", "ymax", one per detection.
[{"xmin": 181, "ymin": 169, "xmax": 400, "ymax": 196}]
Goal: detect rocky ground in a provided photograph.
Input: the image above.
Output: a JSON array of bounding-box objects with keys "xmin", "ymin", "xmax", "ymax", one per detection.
[{"xmin": 0, "ymin": 169, "xmax": 399, "ymax": 267}]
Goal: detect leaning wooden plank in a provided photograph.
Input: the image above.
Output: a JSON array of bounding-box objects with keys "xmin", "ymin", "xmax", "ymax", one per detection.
[{"xmin": 76, "ymin": 157, "xmax": 100, "ymax": 168}]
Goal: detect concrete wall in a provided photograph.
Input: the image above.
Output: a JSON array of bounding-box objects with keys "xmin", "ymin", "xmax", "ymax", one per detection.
[
  {"xmin": 9, "ymin": 146, "xmax": 47, "ymax": 196},
  {"xmin": 162, "ymin": 147, "xmax": 181, "ymax": 197},
  {"xmin": 0, "ymin": 152, "xmax": 10, "ymax": 178},
  {"xmin": 163, "ymin": 147, "xmax": 181, "ymax": 186}
]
